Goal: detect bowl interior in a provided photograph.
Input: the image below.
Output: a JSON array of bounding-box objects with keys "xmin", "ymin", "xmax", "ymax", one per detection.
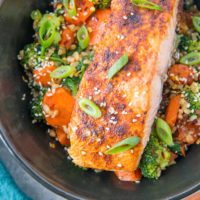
[{"xmin": 0, "ymin": 0, "xmax": 200, "ymax": 199}]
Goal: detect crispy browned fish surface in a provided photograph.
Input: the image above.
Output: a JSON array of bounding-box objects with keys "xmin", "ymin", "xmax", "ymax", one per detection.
[{"xmin": 68, "ymin": 0, "xmax": 179, "ymax": 172}]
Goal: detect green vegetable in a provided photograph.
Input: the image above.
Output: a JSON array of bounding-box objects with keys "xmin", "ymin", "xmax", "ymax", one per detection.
[
  {"xmin": 189, "ymin": 41, "xmax": 200, "ymax": 51},
  {"xmin": 177, "ymin": 35, "xmax": 191, "ymax": 51},
  {"xmin": 170, "ymin": 144, "xmax": 183, "ymax": 156},
  {"xmin": 39, "ymin": 21, "xmax": 57, "ymax": 55},
  {"xmin": 139, "ymin": 129, "xmax": 171, "ymax": 179},
  {"xmin": 192, "ymin": 16, "xmax": 200, "ymax": 33},
  {"xmin": 92, "ymin": 0, "xmax": 111, "ymax": 9},
  {"xmin": 19, "ymin": 43, "xmax": 39, "ymax": 69},
  {"xmin": 63, "ymin": 0, "xmax": 77, "ymax": 18},
  {"xmin": 156, "ymin": 118, "xmax": 174, "ymax": 146},
  {"xmin": 78, "ymin": 98, "xmax": 102, "ymax": 118},
  {"xmin": 184, "ymin": 82, "xmax": 200, "ymax": 112},
  {"xmin": 105, "ymin": 136, "xmax": 140, "ymax": 155},
  {"xmin": 108, "ymin": 53, "xmax": 129, "ymax": 79},
  {"xmin": 77, "ymin": 26, "xmax": 90, "ymax": 50},
  {"xmin": 31, "ymin": 95, "xmax": 43, "ymax": 122},
  {"xmin": 31, "ymin": 10, "xmax": 42, "ymax": 21},
  {"xmin": 180, "ymin": 52, "xmax": 200, "ymax": 65},
  {"xmin": 131, "ymin": 0, "xmax": 162, "ymax": 11},
  {"xmin": 62, "ymin": 77, "xmax": 80, "ymax": 96},
  {"xmin": 50, "ymin": 65, "xmax": 75, "ymax": 79}
]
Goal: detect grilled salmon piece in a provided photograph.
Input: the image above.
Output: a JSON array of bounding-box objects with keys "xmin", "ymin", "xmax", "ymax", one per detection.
[{"xmin": 68, "ymin": 0, "xmax": 179, "ymax": 172}]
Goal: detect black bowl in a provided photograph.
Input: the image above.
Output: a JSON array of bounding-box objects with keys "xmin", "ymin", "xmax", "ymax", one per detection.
[{"xmin": 0, "ymin": 1, "xmax": 200, "ymax": 199}]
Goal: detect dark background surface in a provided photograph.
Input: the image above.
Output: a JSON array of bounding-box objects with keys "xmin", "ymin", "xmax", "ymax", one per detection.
[{"xmin": 0, "ymin": 0, "xmax": 200, "ymax": 200}]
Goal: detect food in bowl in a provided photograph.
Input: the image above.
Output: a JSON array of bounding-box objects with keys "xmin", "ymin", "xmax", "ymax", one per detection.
[{"xmin": 18, "ymin": 0, "xmax": 200, "ymax": 182}]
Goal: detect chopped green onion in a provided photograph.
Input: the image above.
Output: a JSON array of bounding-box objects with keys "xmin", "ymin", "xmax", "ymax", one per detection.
[
  {"xmin": 192, "ymin": 16, "xmax": 200, "ymax": 33},
  {"xmin": 63, "ymin": 0, "xmax": 77, "ymax": 18},
  {"xmin": 77, "ymin": 26, "xmax": 90, "ymax": 50},
  {"xmin": 156, "ymin": 118, "xmax": 174, "ymax": 146},
  {"xmin": 189, "ymin": 41, "xmax": 200, "ymax": 51},
  {"xmin": 108, "ymin": 53, "xmax": 129, "ymax": 79},
  {"xmin": 39, "ymin": 21, "xmax": 57, "ymax": 54},
  {"xmin": 105, "ymin": 136, "xmax": 140, "ymax": 155},
  {"xmin": 50, "ymin": 65, "xmax": 75, "ymax": 79},
  {"xmin": 180, "ymin": 52, "xmax": 200, "ymax": 65},
  {"xmin": 131, "ymin": 0, "xmax": 162, "ymax": 11},
  {"xmin": 31, "ymin": 10, "xmax": 42, "ymax": 21},
  {"xmin": 79, "ymin": 98, "xmax": 102, "ymax": 119}
]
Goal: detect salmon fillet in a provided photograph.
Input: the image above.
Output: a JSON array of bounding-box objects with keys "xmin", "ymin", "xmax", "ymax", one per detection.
[{"xmin": 68, "ymin": 0, "xmax": 179, "ymax": 172}]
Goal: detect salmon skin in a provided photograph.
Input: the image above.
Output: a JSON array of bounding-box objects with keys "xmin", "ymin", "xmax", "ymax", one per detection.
[{"xmin": 68, "ymin": 0, "xmax": 179, "ymax": 172}]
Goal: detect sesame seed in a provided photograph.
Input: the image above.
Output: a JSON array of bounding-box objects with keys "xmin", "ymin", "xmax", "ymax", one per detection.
[
  {"xmin": 117, "ymin": 163, "xmax": 123, "ymax": 168},
  {"xmin": 123, "ymin": 16, "xmax": 128, "ymax": 20},
  {"xmin": 105, "ymin": 127, "xmax": 110, "ymax": 131},
  {"xmin": 136, "ymin": 114, "xmax": 141, "ymax": 117},
  {"xmin": 106, "ymin": 145, "xmax": 111, "ymax": 149},
  {"xmin": 98, "ymin": 152, "xmax": 103, "ymax": 156},
  {"xmin": 122, "ymin": 110, "xmax": 128, "ymax": 115},
  {"xmin": 132, "ymin": 119, "xmax": 137, "ymax": 123},
  {"xmin": 127, "ymin": 72, "xmax": 131, "ymax": 77},
  {"xmin": 81, "ymin": 151, "xmax": 86, "ymax": 155},
  {"xmin": 97, "ymin": 138, "xmax": 101, "ymax": 142}
]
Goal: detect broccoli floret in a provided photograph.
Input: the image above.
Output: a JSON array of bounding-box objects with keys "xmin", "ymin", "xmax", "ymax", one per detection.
[
  {"xmin": 184, "ymin": 82, "xmax": 200, "ymax": 112},
  {"xmin": 62, "ymin": 77, "xmax": 80, "ymax": 96},
  {"xmin": 92, "ymin": 0, "xmax": 111, "ymax": 9},
  {"xmin": 31, "ymin": 88, "xmax": 47, "ymax": 122},
  {"xmin": 19, "ymin": 43, "xmax": 39, "ymax": 69},
  {"xmin": 177, "ymin": 35, "xmax": 191, "ymax": 51},
  {"xmin": 139, "ymin": 130, "xmax": 171, "ymax": 179}
]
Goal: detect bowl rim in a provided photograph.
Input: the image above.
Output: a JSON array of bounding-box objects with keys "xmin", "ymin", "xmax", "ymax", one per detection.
[
  {"xmin": 0, "ymin": 125, "xmax": 200, "ymax": 200},
  {"xmin": 0, "ymin": 0, "xmax": 199, "ymax": 198}
]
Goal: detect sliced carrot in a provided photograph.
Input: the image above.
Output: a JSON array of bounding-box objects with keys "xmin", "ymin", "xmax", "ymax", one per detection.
[
  {"xmin": 86, "ymin": 9, "xmax": 111, "ymax": 45},
  {"xmin": 115, "ymin": 169, "xmax": 142, "ymax": 182},
  {"xmin": 64, "ymin": 0, "xmax": 94, "ymax": 25},
  {"xmin": 33, "ymin": 65, "xmax": 56, "ymax": 87},
  {"xmin": 56, "ymin": 128, "xmax": 70, "ymax": 146},
  {"xmin": 168, "ymin": 64, "xmax": 194, "ymax": 85},
  {"xmin": 43, "ymin": 88, "xmax": 75, "ymax": 127},
  {"xmin": 60, "ymin": 28, "xmax": 76, "ymax": 49},
  {"xmin": 165, "ymin": 95, "xmax": 181, "ymax": 129}
]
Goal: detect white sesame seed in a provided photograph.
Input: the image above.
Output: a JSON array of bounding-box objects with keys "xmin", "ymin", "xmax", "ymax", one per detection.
[
  {"xmin": 117, "ymin": 163, "xmax": 123, "ymax": 168},
  {"xmin": 81, "ymin": 151, "xmax": 86, "ymax": 155},
  {"xmin": 127, "ymin": 72, "xmax": 131, "ymax": 77},
  {"xmin": 136, "ymin": 114, "xmax": 141, "ymax": 117},
  {"xmin": 122, "ymin": 110, "xmax": 128, "ymax": 115},
  {"xmin": 105, "ymin": 127, "xmax": 110, "ymax": 131},
  {"xmin": 106, "ymin": 145, "xmax": 111, "ymax": 149},
  {"xmin": 98, "ymin": 152, "xmax": 103, "ymax": 156},
  {"xmin": 97, "ymin": 138, "xmax": 101, "ymax": 142},
  {"xmin": 123, "ymin": 16, "xmax": 128, "ymax": 20},
  {"xmin": 132, "ymin": 119, "xmax": 137, "ymax": 123}
]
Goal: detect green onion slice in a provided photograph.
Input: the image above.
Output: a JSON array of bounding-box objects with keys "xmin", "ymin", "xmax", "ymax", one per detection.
[
  {"xmin": 31, "ymin": 10, "xmax": 42, "ymax": 21},
  {"xmin": 192, "ymin": 16, "xmax": 200, "ymax": 33},
  {"xmin": 108, "ymin": 53, "xmax": 129, "ymax": 79},
  {"xmin": 50, "ymin": 65, "xmax": 75, "ymax": 79},
  {"xmin": 105, "ymin": 136, "xmax": 140, "ymax": 155},
  {"xmin": 131, "ymin": 0, "xmax": 162, "ymax": 11},
  {"xmin": 63, "ymin": 0, "xmax": 77, "ymax": 18},
  {"xmin": 79, "ymin": 98, "xmax": 102, "ymax": 119},
  {"xmin": 156, "ymin": 118, "xmax": 174, "ymax": 146},
  {"xmin": 77, "ymin": 26, "xmax": 90, "ymax": 50},
  {"xmin": 39, "ymin": 21, "xmax": 57, "ymax": 51},
  {"xmin": 180, "ymin": 52, "xmax": 200, "ymax": 66}
]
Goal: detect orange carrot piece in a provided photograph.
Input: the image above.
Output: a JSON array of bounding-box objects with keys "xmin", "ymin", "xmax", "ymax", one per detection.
[
  {"xmin": 86, "ymin": 9, "xmax": 111, "ymax": 45},
  {"xmin": 33, "ymin": 65, "xmax": 56, "ymax": 87},
  {"xmin": 115, "ymin": 169, "xmax": 142, "ymax": 182},
  {"xmin": 60, "ymin": 28, "xmax": 75, "ymax": 49},
  {"xmin": 64, "ymin": 0, "xmax": 94, "ymax": 25},
  {"xmin": 165, "ymin": 95, "xmax": 181, "ymax": 129},
  {"xmin": 43, "ymin": 88, "xmax": 75, "ymax": 127},
  {"xmin": 168, "ymin": 64, "xmax": 194, "ymax": 85},
  {"xmin": 56, "ymin": 128, "xmax": 70, "ymax": 146}
]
